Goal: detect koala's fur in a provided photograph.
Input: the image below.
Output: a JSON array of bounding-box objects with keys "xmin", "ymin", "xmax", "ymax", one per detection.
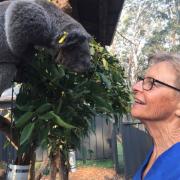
[{"xmin": 0, "ymin": 0, "xmax": 91, "ymax": 95}]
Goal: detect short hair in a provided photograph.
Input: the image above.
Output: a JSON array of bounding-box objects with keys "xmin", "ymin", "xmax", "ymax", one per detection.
[{"xmin": 148, "ymin": 52, "xmax": 180, "ymax": 88}]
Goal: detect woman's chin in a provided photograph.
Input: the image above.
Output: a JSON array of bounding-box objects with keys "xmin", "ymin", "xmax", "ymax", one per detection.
[{"xmin": 131, "ymin": 107, "xmax": 143, "ymax": 119}]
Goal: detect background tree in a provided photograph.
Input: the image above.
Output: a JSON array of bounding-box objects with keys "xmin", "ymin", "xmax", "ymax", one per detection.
[{"xmin": 110, "ymin": 0, "xmax": 180, "ymax": 85}]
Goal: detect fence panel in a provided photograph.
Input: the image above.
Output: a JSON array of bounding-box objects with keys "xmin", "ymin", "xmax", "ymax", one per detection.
[
  {"xmin": 0, "ymin": 133, "xmax": 16, "ymax": 163},
  {"xmin": 121, "ymin": 123, "xmax": 153, "ymax": 179},
  {"xmin": 76, "ymin": 115, "xmax": 113, "ymax": 160}
]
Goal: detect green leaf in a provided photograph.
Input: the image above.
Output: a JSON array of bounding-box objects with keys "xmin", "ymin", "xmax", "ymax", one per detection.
[
  {"xmin": 49, "ymin": 111, "xmax": 76, "ymax": 129},
  {"xmin": 38, "ymin": 111, "xmax": 55, "ymax": 121},
  {"xmin": 3, "ymin": 140, "xmax": 11, "ymax": 149},
  {"xmin": 15, "ymin": 111, "xmax": 34, "ymax": 128},
  {"xmin": 73, "ymin": 90, "xmax": 90, "ymax": 99},
  {"xmin": 90, "ymin": 47, "xmax": 95, "ymax": 56},
  {"xmin": 38, "ymin": 128, "xmax": 49, "ymax": 148},
  {"xmin": 16, "ymin": 104, "xmax": 34, "ymax": 112},
  {"xmin": 52, "ymin": 64, "xmax": 64, "ymax": 79},
  {"xmin": 20, "ymin": 123, "xmax": 35, "ymax": 145},
  {"xmin": 35, "ymin": 103, "xmax": 52, "ymax": 115},
  {"xmin": 102, "ymin": 58, "xmax": 109, "ymax": 70},
  {"xmin": 17, "ymin": 141, "xmax": 30, "ymax": 156},
  {"xmin": 99, "ymin": 73, "xmax": 112, "ymax": 89},
  {"xmin": 93, "ymin": 96, "xmax": 113, "ymax": 112},
  {"xmin": 57, "ymin": 66, "xmax": 65, "ymax": 77}
]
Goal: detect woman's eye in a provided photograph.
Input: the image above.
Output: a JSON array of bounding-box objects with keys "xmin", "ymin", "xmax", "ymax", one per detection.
[{"xmin": 153, "ymin": 82, "xmax": 159, "ymax": 88}]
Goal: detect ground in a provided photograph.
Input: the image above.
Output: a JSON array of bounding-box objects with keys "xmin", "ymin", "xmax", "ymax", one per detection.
[
  {"xmin": 0, "ymin": 160, "xmax": 124, "ymax": 180},
  {"xmin": 69, "ymin": 167, "xmax": 122, "ymax": 180},
  {"xmin": 41, "ymin": 167, "xmax": 124, "ymax": 180},
  {"xmin": 0, "ymin": 169, "xmax": 5, "ymax": 180},
  {"xmin": 0, "ymin": 167, "xmax": 124, "ymax": 180}
]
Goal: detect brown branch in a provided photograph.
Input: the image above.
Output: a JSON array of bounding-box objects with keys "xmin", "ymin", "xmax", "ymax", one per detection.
[
  {"xmin": 116, "ymin": 31, "xmax": 137, "ymax": 46},
  {"xmin": 35, "ymin": 157, "xmax": 49, "ymax": 180}
]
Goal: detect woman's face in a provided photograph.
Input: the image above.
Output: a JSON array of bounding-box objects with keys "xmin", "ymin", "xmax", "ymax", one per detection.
[{"xmin": 131, "ymin": 61, "xmax": 180, "ymax": 122}]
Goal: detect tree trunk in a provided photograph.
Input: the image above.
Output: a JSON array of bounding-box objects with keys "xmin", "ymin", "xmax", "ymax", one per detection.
[
  {"xmin": 49, "ymin": 149, "xmax": 69, "ymax": 180},
  {"xmin": 59, "ymin": 150, "xmax": 69, "ymax": 180},
  {"xmin": 50, "ymin": 150, "xmax": 60, "ymax": 180},
  {"xmin": 29, "ymin": 152, "xmax": 36, "ymax": 180},
  {"xmin": 35, "ymin": 157, "xmax": 49, "ymax": 180}
]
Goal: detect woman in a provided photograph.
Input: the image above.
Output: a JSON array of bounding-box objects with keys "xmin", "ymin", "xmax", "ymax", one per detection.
[{"xmin": 131, "ymin": 53, "xmax": 180, "ymax": 180}]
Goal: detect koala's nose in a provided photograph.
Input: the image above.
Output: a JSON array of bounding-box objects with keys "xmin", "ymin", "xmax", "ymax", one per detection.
[{"xmin": 74, "ymin": 60, "xmax": 91, "ymax": 73}]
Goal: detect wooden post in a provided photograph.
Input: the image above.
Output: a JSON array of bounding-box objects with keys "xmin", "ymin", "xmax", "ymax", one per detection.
[{"xmin": 112, "ymin": 116, "xmax": 121, "ymax": 174}]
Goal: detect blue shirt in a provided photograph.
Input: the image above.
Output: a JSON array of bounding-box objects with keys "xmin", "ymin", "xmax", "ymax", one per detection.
[{"xmin": 133, "ymin": 142, "xmax": 180, "ymax": 180}]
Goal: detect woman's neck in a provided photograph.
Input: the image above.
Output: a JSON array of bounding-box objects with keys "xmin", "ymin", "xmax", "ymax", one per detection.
[
  {"xmin": 144, "ymin": 118, "xmax": 180, "ymax": 157},
  {"xmin": 142, "ymin": 118, "xmax": 180, "ymax": 179}
]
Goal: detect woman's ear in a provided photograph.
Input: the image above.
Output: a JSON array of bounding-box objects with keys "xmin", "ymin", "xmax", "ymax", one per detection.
[{"xmin": 175, "ymin": 102, "xmax": 180, "ymax": 117}]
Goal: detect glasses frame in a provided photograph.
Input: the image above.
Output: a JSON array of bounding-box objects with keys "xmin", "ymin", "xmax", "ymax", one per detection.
[{"xmin": 138, "ymin": 76, "xmax": 180, "ymax": 92}]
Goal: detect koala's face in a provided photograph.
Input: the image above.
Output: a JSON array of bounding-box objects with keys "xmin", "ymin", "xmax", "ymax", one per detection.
[
  {"xmin": 54, "ymin": 31, "xmax": 91, "ymax": 72},
  {"xmin": 56, "ymin": 40, "xmax": 91, "ymax": 72}
]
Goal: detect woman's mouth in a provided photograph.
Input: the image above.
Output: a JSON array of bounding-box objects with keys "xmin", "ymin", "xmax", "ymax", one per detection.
[{"xmin": 134, "ymin": 98, "xmax": 145, "ymax": 105}]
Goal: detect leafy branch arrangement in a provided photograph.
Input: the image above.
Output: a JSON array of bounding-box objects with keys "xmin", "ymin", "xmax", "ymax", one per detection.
[{"xmin": 11, "ymin": 40, "xmax": 130, "ymax": 178}]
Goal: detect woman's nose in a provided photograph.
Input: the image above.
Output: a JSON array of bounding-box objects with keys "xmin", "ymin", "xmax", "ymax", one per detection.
[{"xmin": 132, "ymin": 81, "xmax": 143, "ymax": 92}]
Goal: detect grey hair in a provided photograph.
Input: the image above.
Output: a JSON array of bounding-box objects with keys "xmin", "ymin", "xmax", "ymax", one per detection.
[{"xmin": 148, "ymin": 52, "xmax": 180, "ymax": 88}]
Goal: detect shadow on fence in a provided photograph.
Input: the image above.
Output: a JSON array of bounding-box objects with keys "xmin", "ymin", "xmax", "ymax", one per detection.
[{"xmin": 121, "ymin": 121, "xmax": 153, "ymax": 179}]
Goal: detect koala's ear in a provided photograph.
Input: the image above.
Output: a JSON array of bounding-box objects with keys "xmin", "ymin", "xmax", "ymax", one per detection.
[{"xmin": 58, "ymin": 31, "xmax": 91, "ymax": 47}]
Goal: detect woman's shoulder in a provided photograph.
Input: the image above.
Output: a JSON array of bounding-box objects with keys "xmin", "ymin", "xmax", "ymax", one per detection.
[{"xmin": 133, "ymin": 142, "xmax": 180, "ymax": 180}]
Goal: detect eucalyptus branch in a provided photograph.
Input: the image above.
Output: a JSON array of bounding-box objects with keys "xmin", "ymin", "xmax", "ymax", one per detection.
[
  {"xmin": 56, "ymin": 97, "xmax": 63, "ymax": 114},
  {"xmin": 116, "ymin": 31, "xmax": 137, "ymax": 46}
]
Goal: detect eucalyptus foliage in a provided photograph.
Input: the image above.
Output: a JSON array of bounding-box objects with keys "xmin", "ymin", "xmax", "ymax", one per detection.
[
  {"xmin": 13, "ymin": 41, "xmax": 130, "ymax": 157},
  {"xmin": 112, "ymin": 0, "xmax": 180, "ymax": 84}
]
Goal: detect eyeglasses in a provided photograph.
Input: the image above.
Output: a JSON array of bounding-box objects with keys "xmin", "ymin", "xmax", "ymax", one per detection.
[{"xmin": 137, "ymin": 76, "xmax": 180, "ymax": 92}]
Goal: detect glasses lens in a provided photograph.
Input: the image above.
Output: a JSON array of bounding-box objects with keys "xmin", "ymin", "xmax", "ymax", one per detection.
[{"xmin": 143, "ymin": 77, "xmax": 154, "ymax": 90}]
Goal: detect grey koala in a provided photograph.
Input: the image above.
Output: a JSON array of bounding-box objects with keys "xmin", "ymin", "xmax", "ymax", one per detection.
[{"xmin": 0, "ymin": 0, "xmax": 91, "ymax": 95}]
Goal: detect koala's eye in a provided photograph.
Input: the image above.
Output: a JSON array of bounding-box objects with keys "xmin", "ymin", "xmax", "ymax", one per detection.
[{"xmin": 65, "ymin": 45, "xmax": 77, "ymax": 50}]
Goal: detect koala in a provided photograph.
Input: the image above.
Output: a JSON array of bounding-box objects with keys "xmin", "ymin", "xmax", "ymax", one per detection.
[{"xmin": 0, "ymin": 0, "xmax": 91, "ymax": 95}]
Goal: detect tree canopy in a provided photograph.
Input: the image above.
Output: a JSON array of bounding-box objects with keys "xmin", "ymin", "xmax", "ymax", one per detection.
[{"xmin": 110, "ymin": 0, "xmax": 180, "ymax": 84}]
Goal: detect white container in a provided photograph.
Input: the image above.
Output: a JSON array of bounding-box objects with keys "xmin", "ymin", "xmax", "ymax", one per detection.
[
  {"xmin": 7, "ymin": 164, "xmax": 30, "ymax": 180},
  {"xmin": 68, "ymin": 149, "xmax": 76, "ymax": 172}
]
